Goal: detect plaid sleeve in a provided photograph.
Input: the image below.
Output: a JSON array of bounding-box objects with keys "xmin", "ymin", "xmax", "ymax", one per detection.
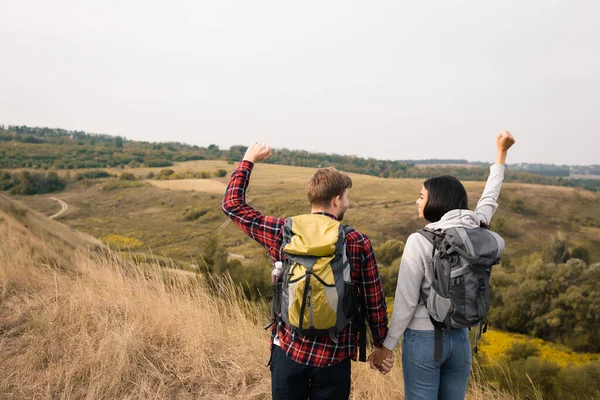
[
  {"xmin": 221, "ymin": 160, "xmax": 285, "ymax": 255},
  {"xmin": 351, "ymin": 233, "xmax": 388, "ymax": 347}
]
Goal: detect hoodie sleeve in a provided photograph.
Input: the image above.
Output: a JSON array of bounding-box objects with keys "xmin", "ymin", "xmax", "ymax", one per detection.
[
  {"xmin": 474, "ymin": 163, "xmax": 505, "ymax": 226},
  {"xmin": 383, "ymin": 233, "xmax": 429, "ymax": 351}
]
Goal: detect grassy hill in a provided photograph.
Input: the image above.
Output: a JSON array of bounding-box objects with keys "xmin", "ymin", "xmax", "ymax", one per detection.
[
  {"xmin": 0, "ymin": 160, "xmax": 600, "ymax": 398},
  {"xmin": 12, "ymin": 160, "xmax": 600, "ymax": 265},
  {"xmin": 0, "ymin": 192, "xmax": 104, "ymax": 253},
  {"xmin": 0, "ymin": 193, "xmax": 527, "ymax": 399}
]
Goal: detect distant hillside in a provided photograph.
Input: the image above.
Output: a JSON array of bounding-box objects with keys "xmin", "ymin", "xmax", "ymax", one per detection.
[
  {"xmin": 8, "ymin": 158, "xmax": 598, "ymax": 360},
  {"xmin": 1, "ymin": 124, "xmax": 598, "ymax": 191},
  {"xmin": 0, "ymin": 195, "xmax": 533, "ymax": 400},
  {"xmin": 2, "ymin": 186, "xmax": 599, "ymax": 399}
]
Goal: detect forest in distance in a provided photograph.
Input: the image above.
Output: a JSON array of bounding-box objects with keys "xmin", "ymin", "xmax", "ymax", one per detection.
[{"xmin": 1, "ymin": 124, "xmax": 598, "ymax": 192}]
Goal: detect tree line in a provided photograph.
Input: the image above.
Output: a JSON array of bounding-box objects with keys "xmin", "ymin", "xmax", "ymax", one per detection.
[{"xmin": 1, "ymin": 125, "xmax": 598, "ymax": 192}]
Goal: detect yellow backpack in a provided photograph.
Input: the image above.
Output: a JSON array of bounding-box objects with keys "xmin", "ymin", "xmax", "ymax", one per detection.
[{"xmin": 274, "ymin": 214, "xmax": 356, "ymax": 342}]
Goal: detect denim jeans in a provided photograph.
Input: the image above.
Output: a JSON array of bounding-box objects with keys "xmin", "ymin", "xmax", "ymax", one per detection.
[
  {"xmin": 401, "ymin": 328, "xmax": 472, "ymax": 400},
  {"xmin": 270, "ymin": 345, "xmax": 351, "ymax": 400}
]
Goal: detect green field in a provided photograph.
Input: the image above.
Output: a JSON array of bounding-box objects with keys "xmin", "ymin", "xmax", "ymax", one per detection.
[{"xmin": 13, "ymin": 160, "xmax": 600, "ymax": 266}]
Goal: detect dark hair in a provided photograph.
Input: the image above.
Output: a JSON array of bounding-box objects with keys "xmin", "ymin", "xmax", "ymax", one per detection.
[
  {"xmin": 423, "ymin": 175, "xmax": 468, "ymax": 223},
  {"xmin": 306, "ymin": 167, "xmax": 352, "ymax": 207}
]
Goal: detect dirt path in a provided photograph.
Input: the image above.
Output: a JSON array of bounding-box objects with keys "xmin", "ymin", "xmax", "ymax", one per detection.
[{"xmin": 49, "ymin": 197, "xmax": 68, "ymax": 219}]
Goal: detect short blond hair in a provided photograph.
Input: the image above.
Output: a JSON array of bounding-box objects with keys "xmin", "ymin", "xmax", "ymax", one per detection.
[{"xmin": 306, "ymin": 167, "xmax": 352, "ymax": 207}]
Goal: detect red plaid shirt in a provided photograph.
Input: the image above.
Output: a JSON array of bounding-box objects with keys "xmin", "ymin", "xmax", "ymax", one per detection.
[{"xmin": 222, "ymin": 160, "xmax": 388, "ymax": 367}]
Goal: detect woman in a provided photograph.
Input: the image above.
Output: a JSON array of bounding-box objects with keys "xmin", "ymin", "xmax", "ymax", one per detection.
[{"xmin": 370, "ymin": 131, "xmax": 516, "ymax": 399}]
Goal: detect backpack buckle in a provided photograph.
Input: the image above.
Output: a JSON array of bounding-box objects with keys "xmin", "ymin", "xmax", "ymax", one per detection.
[{"xmin": 478, "ymin": 277, "xmax": 486, "ymax": 290}]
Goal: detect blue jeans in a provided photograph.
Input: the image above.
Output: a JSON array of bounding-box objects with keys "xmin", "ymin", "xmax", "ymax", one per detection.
[
  {"xmin": 270, "ymin": 345, "xmax": 351, "ymax": 400},
  {"xmin": 402, "ymin": 328, "xmax": 472, "ymax": 400}
]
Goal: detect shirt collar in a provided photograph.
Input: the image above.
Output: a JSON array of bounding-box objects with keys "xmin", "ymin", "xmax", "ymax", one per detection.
[{"xmin": 312, "ymin": 211, "xmax": 338, "ymax": 221}]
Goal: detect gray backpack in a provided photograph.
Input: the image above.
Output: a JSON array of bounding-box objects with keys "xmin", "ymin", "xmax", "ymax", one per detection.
[{"xmin": 418, "ymin": 226, "xmax": 505, "ymax": 360}]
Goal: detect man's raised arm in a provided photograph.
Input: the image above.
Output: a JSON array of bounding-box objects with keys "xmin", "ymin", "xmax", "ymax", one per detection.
[{"xmin": 221, "ymin": 142, "xmax": 284, "ymax": 253}]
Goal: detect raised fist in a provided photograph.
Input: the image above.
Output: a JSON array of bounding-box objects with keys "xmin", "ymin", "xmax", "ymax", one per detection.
[{"xmin": 243, "ymin": 141, "xmax": 272, "ymax": 163}]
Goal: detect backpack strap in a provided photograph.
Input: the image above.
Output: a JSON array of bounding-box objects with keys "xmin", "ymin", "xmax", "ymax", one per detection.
[
  {"xmin": 418, "ymin": 228, "xmax": 447, "ymax": 362},
  {"xmin": 341, "ymin": 223, "xmax": 368, "ymax": 362},
  {"xmin": 341, "ymin": 224, "xmax": 355, "ymax": 272},
  {"xmin": 473, "ymin": 319, "xmax": 488, "ymax": 354},
  {"xmin": 417, "ymin": 228, "xmax": 445, "ymax": 261},
  {"xmin": 417, "ymin": 228, "xmax": 440, "ymax": 246},
  {"xmin": 476, "ymin": 274, "xmax": 487, "ymax": 320},
  {"xmin": 416, "ymin": 228, "xmax": 443, "ymax": 306},
  {"xmin": 434, "ymin": 325, "xmax": 444, "ymax": 362}
]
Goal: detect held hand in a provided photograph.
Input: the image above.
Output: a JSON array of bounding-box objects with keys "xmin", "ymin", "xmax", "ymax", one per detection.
[
  {"xmin": 367, "ymin": 347, "xmax": 394, "ymax": 375},
  {"xmin": 378, "ymin": 353, "xmax": 395, "ymax": 375},
  {"xmin": 243, "ymin": 142, "xmax": 272, "ymax": 164},
  {"xmin": 496, "ymin": 131, "xmax": 516, "ymax": 153}
]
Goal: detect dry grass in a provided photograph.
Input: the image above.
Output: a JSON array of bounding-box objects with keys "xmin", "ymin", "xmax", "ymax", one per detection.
[
  {"xmin": 0, "ymin": 219, "xmax": 532, "ymax": 400},
  {"xmin": 0, "ymin": 224, "xmax": 270, "ymax": 399}
]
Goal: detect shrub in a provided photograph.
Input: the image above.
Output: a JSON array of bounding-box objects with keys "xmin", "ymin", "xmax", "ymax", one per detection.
[
  {"xmin": 505, "ymin": 342, "xmax": 540, "ymax": 362},
  {"xmin": 487, "ymin": 356, "xmax": 563, "ymax": 400},
  {"xmin": 182, "ymin": 208, "xmax": 210, "ymax": 221},
  {"xmin": 556, "ymin": 361, "xmax": 600, "ymax": 400},
  {"xmin": 75, "ymin": 170, "xmax": 110, "ymax": 180},
  {"xmin": 491, "ymin": 216, "xmax": 505, "ymax": 234},
  {"xmin": 0, "ymin": 170, "xmax": 12, "ymax": 190},
  {"xmin": 570, "ymin": 246, "xmax": 590, "ymax": 263},
  {"xmin": 508, "ymin": 198, "xmax": 537, "ymax": 216},
  {"xmin": 101, "ymin": 233, "xmax": 143, "ymax": 248},
  {"xmin": 145, "ymin": 159, "xmax": 172, "ymax": 168},
  {"xmin": 102, "ymin": 180, "xmax": 145, "ymax": 191},
  {"xmin": 9, "ymin": 171, "xmax": 66, "ymax": 195},
  {"xmin": 155, "ymin": 169, "xmax": 175, "ymax": 180},
  {"xmin": 119, "ymin": 172, "xmax": 136, "ymax": 181},
  {"xmin": 215, "ymin": 169, "xmax": 228, "ymax": 178},
  {"xmin": 374, "ymin": 239, "xmax": 405, "ymax": 266}
]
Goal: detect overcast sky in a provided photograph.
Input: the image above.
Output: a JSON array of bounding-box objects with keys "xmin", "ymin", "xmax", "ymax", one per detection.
[{"xmin": 1, "ymin": 1, "xmax": 598, "ymax": 165}]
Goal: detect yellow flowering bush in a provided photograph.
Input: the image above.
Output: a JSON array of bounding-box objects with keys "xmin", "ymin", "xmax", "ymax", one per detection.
[
  {"xmin": 102, "ymin": 234, "xmax": 143, "ymax": 249},
  {"xmin": 478, "ymin": 329, "xmax": 598, "ymax": 367}
]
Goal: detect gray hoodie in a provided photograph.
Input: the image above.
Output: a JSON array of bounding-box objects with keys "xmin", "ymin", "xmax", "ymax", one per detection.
[{"xmin": 383, "ymin": 163, "xmax": 505, "ymax": 351}]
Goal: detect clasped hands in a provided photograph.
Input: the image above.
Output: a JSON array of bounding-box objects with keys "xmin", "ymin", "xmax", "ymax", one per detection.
[{"xmin": 367, "ymin": 346, "xmax": 394, "ymax": 375}]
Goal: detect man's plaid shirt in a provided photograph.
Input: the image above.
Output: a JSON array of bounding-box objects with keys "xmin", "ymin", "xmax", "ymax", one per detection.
[{"xmin": 222, "ymin": 160, "xmax": 388, "ymax": 368}]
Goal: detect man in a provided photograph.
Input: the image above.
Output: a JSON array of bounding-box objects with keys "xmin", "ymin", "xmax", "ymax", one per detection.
[{"xmin": 222, "ymin": 142, "xmax": 393, "ymax": 400}]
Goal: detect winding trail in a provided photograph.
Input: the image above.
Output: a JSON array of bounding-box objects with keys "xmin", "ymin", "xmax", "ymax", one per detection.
[{"xmin": 49, "ymin": 197, "xmax": 68, "ymax": 219}]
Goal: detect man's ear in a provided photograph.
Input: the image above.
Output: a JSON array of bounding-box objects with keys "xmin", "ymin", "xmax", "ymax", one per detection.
[{"xmin": 331, "ymin": 195, "xmax": 340, "ymax": 209}]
